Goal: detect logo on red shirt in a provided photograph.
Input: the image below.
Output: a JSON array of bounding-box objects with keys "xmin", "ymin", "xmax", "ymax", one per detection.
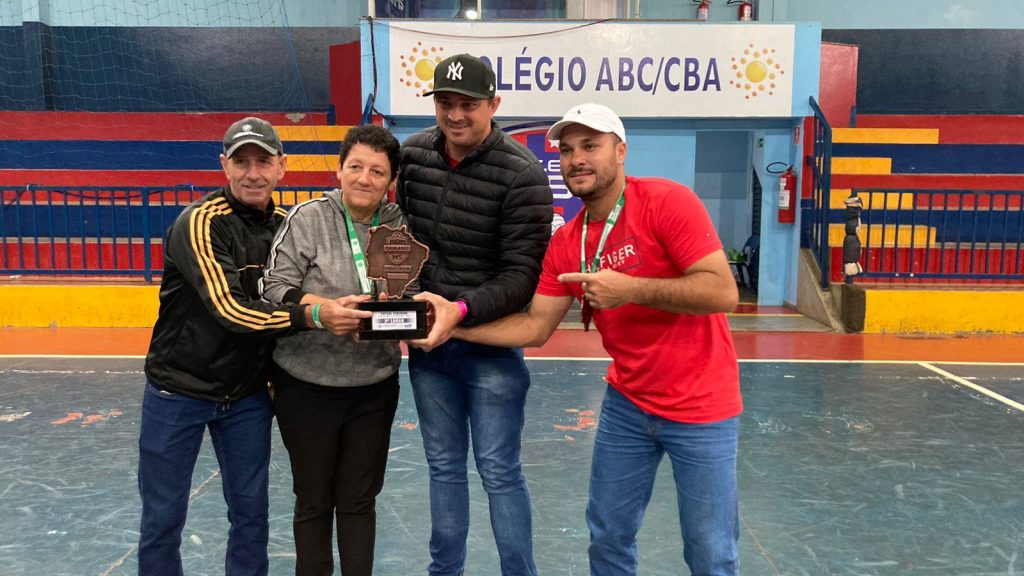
[{"xmin": 599, "ymin": 237, "xmax": 641, "ymax": 272}]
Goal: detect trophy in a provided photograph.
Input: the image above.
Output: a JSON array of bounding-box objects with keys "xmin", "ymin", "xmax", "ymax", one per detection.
[{"xmin": 358, "ymin": 224, "xmax": 431, "ymax": 340}]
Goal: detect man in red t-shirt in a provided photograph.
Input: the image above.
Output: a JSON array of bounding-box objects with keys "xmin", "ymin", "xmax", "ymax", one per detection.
[{"xmin": 420, "ymin": 102, "xmax": 742, "ymax": 575}]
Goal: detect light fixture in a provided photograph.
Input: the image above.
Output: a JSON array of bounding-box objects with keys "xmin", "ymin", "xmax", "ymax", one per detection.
[{"xmin": 457, "ymin": 0, "xmax": 480, "ymax": 20}]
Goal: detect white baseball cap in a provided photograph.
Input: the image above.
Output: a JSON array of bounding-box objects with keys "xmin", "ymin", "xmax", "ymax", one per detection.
[{"xmin": 546, "ymin": 103, "xmax": 626, "ymax": 144}]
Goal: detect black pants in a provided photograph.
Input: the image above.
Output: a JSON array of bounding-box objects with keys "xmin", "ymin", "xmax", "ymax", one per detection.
[{"xmin": 273, "ymin": 365, "xmax": 400, "ymax": 576}]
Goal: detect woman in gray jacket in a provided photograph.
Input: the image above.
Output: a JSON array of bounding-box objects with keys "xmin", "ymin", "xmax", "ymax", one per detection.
[{"xmin": 261, "ymin": 125, "xmax": 408, "ymax": 576}]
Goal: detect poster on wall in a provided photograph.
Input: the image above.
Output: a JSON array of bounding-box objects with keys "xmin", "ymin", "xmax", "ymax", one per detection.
[
  {"xmin": 501, "ymin": 121, "xmax": 579, "ymax": 231},
  {"xmin": 386, "ymin": 21, "xmax": 797, "ymax": 118}
]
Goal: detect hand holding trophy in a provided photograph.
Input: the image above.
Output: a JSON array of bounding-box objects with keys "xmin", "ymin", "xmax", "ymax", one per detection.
[{"xmin": 358, "ymin": 224, "xmax": 432, "ymax": 340}]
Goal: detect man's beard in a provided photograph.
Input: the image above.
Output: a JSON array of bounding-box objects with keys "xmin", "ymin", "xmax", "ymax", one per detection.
[{"xmin": 566, "ymin": 168, "xmax": 612, "ymax": 201}]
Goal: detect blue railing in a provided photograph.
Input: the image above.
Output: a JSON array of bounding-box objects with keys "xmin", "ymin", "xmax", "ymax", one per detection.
[
  {"xmin": 1, "ymin": 186, "xmax": 332, "ymax": 282},
  {"xmin": 844, "ymin": 188, "xmax": 1024, "ymax": 281},
  {"xmin": 806, "ymin": 97, "xmax": 833, "ymax": 289}
]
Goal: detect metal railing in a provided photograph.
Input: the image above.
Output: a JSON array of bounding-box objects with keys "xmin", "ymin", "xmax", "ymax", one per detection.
[
  {"xmin": 806, "ymin": 97, "xmax": 833, "ymax": 289},
  {"xmin": 844, "ymin": 188, "xmax": 1024, "ymax": 282},
  {"xmin": 1, "ymin": 186, "xmax": 331, "ymax": 282}
]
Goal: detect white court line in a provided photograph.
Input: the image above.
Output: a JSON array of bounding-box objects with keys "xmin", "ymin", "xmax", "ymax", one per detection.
[
  {"xmin": 3, "ymin": 354, "xmax": 1024, "ymax": 366},
  {"xmin": 919, "ymin": 362, "xmax": 1024, "ymax": 413},
  {"xmin": 0, "ymin": 354, "xmax": 145, "ymax": 359},
  {"xmin": 531, "ymin": 358, "xmax": 1024, "ymax": 366},
  {"xmin": 932, "ymin": 360, "xmax": 1024, "ymax": 367},
  {"xmin": 740, "ymin": 358, "xmax": 1024, "ymax": 365}
]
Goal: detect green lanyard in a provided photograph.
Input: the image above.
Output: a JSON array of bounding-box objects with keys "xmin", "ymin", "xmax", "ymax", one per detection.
[
  {"xmin": 580, "ymin": 183, "xmax": 626, "ymax": 273},
  {"xmin": 340, "ymin": 203, "xmax": 380, "ymax": 295}
]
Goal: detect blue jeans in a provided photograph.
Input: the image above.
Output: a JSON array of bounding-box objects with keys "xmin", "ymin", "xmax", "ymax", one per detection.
[
  {"xmin": 137, "ymin": 380, "xmax": 273, "ymax": 576},
  {"xmin": 409, "ymin": 341, "xmax": 536, "ymax": 576},
  {"xmin": 588, "ymin": 386, "xmax": 740, "ymax": 576}
]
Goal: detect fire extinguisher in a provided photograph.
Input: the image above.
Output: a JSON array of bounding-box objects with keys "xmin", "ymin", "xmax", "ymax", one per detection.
[
  {"xmin": 696, "ymin": 0, "xmax": 710, "ymax": 21},
  {"xmin": 778, "ymin": 166, "xmax": 797, "ymax": 224},
  {"xmin": 738, "ymin": 0, "xmax": 753, "ymax": 21}
]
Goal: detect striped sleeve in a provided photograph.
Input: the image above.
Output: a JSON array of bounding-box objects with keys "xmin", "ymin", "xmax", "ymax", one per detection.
[{"xmin": 170, "ymin": 197, "xmax": 296, "ymax": 332}]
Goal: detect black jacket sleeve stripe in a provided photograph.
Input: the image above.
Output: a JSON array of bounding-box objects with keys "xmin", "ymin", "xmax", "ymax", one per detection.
[
  {"xmin": 189, "ymin": 199, "xmax": 292, "ymax": 329},
  {"xmin": 195, "ymin": 201, "xmax": 293, "ymax": 328}
]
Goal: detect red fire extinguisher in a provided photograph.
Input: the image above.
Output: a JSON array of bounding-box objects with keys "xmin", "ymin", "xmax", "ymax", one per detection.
[
  {"xmin": 697, "ymin": 0, "xmax": 710, "ymax": 21},
  {"xmin": 778, "ymin": 166, "xmax": 797, "ymax": 224},
  {"xmin": 738, "ymin": 0, "xmax": 753, "ymax": 21}
]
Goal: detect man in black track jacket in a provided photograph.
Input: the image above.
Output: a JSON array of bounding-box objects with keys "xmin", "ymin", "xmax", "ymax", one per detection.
[
  {"xmin": 138, "ymin": 117, "xmax": 360, "ymax": 576},
  {"xmin": 398, "ymin": 54, "xmax": 553, "ymax": 576}
]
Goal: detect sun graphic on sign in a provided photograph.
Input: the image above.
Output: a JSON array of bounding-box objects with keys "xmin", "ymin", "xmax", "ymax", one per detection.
[
  {"xmin": 729, "ymin": 44, "xmax": 784, "ymax": 99},
  {"xmin": 398, "ymin": 42, "xmax": 445, "ymax": 95}
]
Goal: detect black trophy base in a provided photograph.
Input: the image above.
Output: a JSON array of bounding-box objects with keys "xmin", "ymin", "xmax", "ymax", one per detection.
[{"xmin": 358, "ymin": 299, "xmax": 430, "ymax": 340}]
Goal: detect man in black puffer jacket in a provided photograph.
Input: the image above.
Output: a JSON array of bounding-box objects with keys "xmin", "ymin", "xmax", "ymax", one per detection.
[{"xmin": 399, "ymin": 53, "xmax": 553, "ymax": 576}]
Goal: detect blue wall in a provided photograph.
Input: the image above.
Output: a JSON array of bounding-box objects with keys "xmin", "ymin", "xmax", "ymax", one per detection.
[
  {"xmin": 0, "ymin": 25, "xmax": 39, "ymax": 109},
  {"xmin": 753, "ymin": 124, "xmax": 803, "ymax": 306},
  {"xmin": 822, "ymin": 29, "xmax": 1024, "ymax": 114},
  {"xmin": 3, "ymin": 0, "xmax": 1019, "ymax": 112},
  {"xmin": 696, "ymin": 131, "xmax": 751, "ymax": 252},
  {"xmin": 768, "ymin": 0, "xmax": 1024, "ymax": 29},
  {"xmin": 0, "ymin": 24, "xmax": 357, "ymax": 110},
  {"xmin": 2, "ymin": 0, "xmax": 363, "ymax": 27},
  {"xmin": 638, "ymin": 0, "xmax": 1024, "ymax": 28},
  {"xmin": 8, "ymin": 0, "xmax": 1022, "ymax": 28}
]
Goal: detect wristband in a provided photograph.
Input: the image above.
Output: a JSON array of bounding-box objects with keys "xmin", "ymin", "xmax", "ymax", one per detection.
[
  {"xmin": 311, "ymin": 304, "xmax": 324, "ymax": 329},
  {"xmin": 455, "ymin": 300, "xmax": 468, "ymax": 322}
]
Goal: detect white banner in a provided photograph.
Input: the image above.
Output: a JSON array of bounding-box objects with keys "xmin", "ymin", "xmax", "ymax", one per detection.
[{"xmin": 386, "ymin": 21, "xmax": 796, "ymax": 118}]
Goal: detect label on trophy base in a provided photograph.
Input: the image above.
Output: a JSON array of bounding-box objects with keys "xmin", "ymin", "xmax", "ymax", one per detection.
[
  {"xmin": 358, "ymin": 299, "xmax": 430, "ymax": 340},
  {"xmin": 372, "ymin": 310, "xmax": 418, "ymax": 332}
]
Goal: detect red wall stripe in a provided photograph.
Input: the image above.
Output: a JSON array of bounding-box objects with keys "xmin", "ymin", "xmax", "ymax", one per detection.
[
  {"xmin": 0, "ymin": 170, "xmax": 335, "ymax": 188},
  {"xmin": 0, "ymin": 111, "xmax": 330, "ymax": 141},
  {"xmin": 855, "ymin": 114, "xmax": 1024, "ymax": 144},
  {"xmin": 833, "ymin": 174, "xmax": 1024, "ymax": 191}
]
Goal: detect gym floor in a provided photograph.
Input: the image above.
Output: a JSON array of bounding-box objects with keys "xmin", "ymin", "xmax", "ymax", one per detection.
[{"xmin": 1, "ymin": 327, "xmax": 1022, "ymax": 575}]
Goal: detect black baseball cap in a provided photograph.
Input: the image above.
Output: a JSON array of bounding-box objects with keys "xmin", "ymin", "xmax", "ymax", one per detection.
[
  {"xmin": 423, "ymin": 53, "xmax": 496, "ymax": 99},
  {"xmin": 222, "ymin": 117, "xmax": 284, "ymax": 158}
]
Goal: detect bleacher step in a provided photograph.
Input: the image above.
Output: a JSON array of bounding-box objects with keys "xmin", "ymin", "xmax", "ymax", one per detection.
[
  {"xmin": 832, "ymin": 128, "xmax": 938, "ymax": 144},
  {"xmin": 841, "ymin": 283, "xmax": 1024, "ymax": 333}
]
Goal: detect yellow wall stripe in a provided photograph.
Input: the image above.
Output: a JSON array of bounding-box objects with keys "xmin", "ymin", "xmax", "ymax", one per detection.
[
  {"xmin": 4, "ymin": 284, "xmax": 1022, "ymax": 334},
  {"xmin": 273, "ymin": 190, "xmax": 327, "ymax": 206},
  {"xmin": 287, "ymin": 154, "xmax": 339, "ymax": 172},
  {"xmin": 829, "ymin": 190, "xmax": 916, "ymax": 210},
  {"xmin": 827, "ymin": 223, "xmax": 934, "ymax": 247},
  {"xmin": 0, "ymin": 285, "xmax": 160, "ymax": 327},
  {"xmin": 833, "ymin": 128, "xmax": 939, "ymax": 144},
  {"xmin": 277, "ymin": 126, "xmax": 351, "ymax": 141},
  {"xmin": 832, "ymin": 157, "xmax": 892, "ymax": 175},
  {"xmin": 863, "ymin": 289, "xmax": 1024, "ymax": 334}
]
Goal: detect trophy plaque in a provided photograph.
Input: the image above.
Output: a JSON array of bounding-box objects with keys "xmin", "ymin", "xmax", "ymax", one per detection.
[{"xmin": 358, "ymin": 224, "xmax": 431, "ymax": 340}]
